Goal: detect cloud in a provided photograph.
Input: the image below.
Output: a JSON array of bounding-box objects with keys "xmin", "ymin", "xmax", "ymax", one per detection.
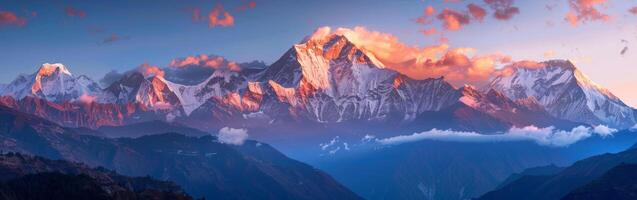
[
  {"xmin": 416, "ymin": 6, "xmax": 436, "ymax": 25},
  {"xmin": 630, "ymin": 7, "xmax": 637, "ymax": 15},
  {"xmin": 65, "ymin": 6, "xmax": 87, "ymax": 18},
  {"xmin": 420, "ymin": 28, "xmax": 437, "ymax": 36},
  {"xmin": 543, "ymin": 50, "xmax": 556, "ymax": 58},
  {"xmin": 99, "ymin": 70, "xmax": 125, "ymax": 87},
  {"xmin": 237, "ymin": 0, "xmax": 257, "ymax": 11},
  {"xmin": 189, "ymin": 7, "xmax": 202, "ymax": 21},
  {"xmin": 170, "ymin": 54, "xmax": 227, "ymax": 69},
  {"xmin": 377, "ymin": 125, "xmax": 615, "ymax": 147},
  {"xmin": 208, "ymin": 4, "xmax": 235, "ymax": 27},
  {"xmin": 308, "ymin": 26, "xmax": 512, "ymax": 87},
  {"xmin": 593, "ymin": 125, "xmax": 617, "ymax": 137},
  {"xmin": 217, "ymin": 127, "xmax": 248, "ymax": 145},
  {"xmin": 103, "ymin": 34, "xmax": 129, "ymax": 44},
  {"xmin": 137, "ymin": 63, "xmax": 165, "ymax": 78},
  {"xmin": 436, "ymin": 9, "xmax": 470, "ymax": 31},
  {"xmin": 565, "ymin": 0, "xmax": 610, "ymax": 27},
  {"xmin": 0, "ymin": 11, "xmax": 27, "ymax": 27},
  {"xmin": 467, "ymin": 3, "xmax": 487, "ymax": 21},
  {"xmin": 319, "ymin": 136, "xmax": 350, "ymax": 155},
  {"xmin": 484, "ymin": 0, "xmax": 520, "ymax": 20}
]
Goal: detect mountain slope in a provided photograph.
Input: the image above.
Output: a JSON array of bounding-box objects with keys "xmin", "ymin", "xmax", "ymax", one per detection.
[
  {"xmin": 562, "ymin": 163, "xmax": 637, "ymax": 200},
  {"xmin": 0, "ymin": 105, "xmax": 361, "ymax": 200},
  {"xmin": 489, "ymin": 60, "xmax": 636, "ymax": 128},
  {"xmin": 478, "ymin": 139, "xmax": 637, "ymax": 200},
  {"xmin": 0, "ymin": 152, "xmax": 192, "ymax": 200}
]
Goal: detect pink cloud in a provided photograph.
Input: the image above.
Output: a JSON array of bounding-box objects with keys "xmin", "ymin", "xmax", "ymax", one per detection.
[
  {"xmin": 237, "ymin": 0, "xmax": 257, "ymax": 11},
  {"xmin": 467, "ymin": 3, "xmax": 487, "ymax": 21},
  {"xmin": 0, "ymin": 11, "xmax": 27, "ymax": 27},
  {"xmin": 484, "ymin": 0, "xmax": 520, "ymax": 20},
  {"xmin": 436, "ymin": 9, "xmax": 471, "ymax": 31},
  {"xmin": 629, "ymin": 7, "xmax": 637, "ymax": 15},
  {"xmin": 420, "ymin": 28, "xmax": 437, "ymax": 36},
  {"xmin": 190, "ymin": 8, "xmax": 202, "ymax": 21},
  {"xmin": 65, "ymin": 6, "xmax": 86, "ymax": 18},
  {"xmin": 209, "ymin": 4, "xmax": 235, "ymax": 27},
  {"xmin": 564, "ymin": 0, "xmax": 610, "ymax": 27},
  {"xmin": 416, "ymin": 5, "xmax": 436, "ymax": 25}
]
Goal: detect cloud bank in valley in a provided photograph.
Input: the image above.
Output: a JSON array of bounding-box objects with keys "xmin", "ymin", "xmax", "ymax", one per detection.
[{"xmin": 376, "ymin": 125, "xmax": 618, "ymax": 147}]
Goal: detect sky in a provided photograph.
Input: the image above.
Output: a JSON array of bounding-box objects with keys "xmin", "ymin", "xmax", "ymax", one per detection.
[{"xmin": 0, "ymin": 0, "xmax": 636, "ymax": 106}]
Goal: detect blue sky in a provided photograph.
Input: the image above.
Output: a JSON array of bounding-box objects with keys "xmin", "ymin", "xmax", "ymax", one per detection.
[{"xmin": 1, "ymin": 0, "xmax": 636, "ymax": 106}]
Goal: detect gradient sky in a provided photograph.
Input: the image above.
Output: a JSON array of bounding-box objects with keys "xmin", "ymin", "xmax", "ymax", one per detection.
[{"xmin": 1, "ymin": 0, "xmax": 636, "ymax": 106}]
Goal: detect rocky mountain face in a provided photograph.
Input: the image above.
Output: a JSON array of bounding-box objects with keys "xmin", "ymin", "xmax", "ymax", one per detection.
[
  {"xmin": 0, "ymin": 105, "xmax": 361, "ymax": 200},
  {"xmin": 489, "ymin": 60, "xmax": 637, "ymax": 128},
  {"xmin": 0, "ymin": 34, "xmax": 633, "ymax": 132},
  {"xmin": 0, "ymin": 152, "xmax": 192, "ymax": 200}
]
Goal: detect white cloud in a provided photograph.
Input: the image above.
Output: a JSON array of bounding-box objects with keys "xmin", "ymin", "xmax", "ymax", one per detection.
[
  {"xmin": 320, "ymin": 136, "xmax": 339, "ymax": 150},
  {"xmin": 217, "ymin": 127, "xmax": 248, "ymax": 145},
  {"xmin": 593, "ymin": 125, "xmax": 618, "ymax": 137},
  {"xmin": 377, "ymin": 125, "xmax": 615, "ymax": 147},
  {"xmin": 361, "ymin": 134, "xmax": 376, "ymax": 143}
]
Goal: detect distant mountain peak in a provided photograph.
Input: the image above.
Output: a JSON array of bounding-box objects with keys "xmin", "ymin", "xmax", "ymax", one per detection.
[
  {"xmin": 490, "ymin": 59, "xmax": 636, "ymax": 128},
  {"xmin": 36, "ymin": 63, "xmax": 72, "ymax": 77}
]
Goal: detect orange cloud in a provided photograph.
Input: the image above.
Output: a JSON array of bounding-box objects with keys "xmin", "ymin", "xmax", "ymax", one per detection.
[
  {"xmin": 416, "ymin": 5, "xmax": 436, "ymax": 25},
  {"xmin": 437, "ymin": 9, "xmax": 470, "ymax": 31},
  {"xmin": 0, "ymin": 11, "xmax": 27, "ymax": 26},
  {"xmin": 65, "ymin": 6, "xmax": 86, "ymax": 18},
  {"xmin": 484, "ymin": 0, "xmax": 520, "ymax": 20},
  {"xmin": 564, "ymin": 0, "xmax": 610, "ymax": 27},
  {"xmin": 209, "ymin": 4, "xmax": 235, "ymax": 27},
  {"xmin": 630, "ymin": 7, "xmax": 637, "ymax": 15},
  {"xmin": 138, "ymin": 63, "xmax": 165, "ymax": 78},
  {"xmin": 308, "ymin": 27, "xmax": 512, "ymax": 87},
  {"xmin": 237, "ymin": 0, "xmax": 257, "ymax": 11},
  {"xmin": 467, "ymin": 3, "xmax": 487, "ymax": 21},
  {"xmin": 170, "ymin": 54, "xmax": 241, "ymax": 71}
]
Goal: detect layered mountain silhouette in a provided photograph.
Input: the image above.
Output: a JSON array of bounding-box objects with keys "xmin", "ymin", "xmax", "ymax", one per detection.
[
  {"xmin": 0, "ymin": 105, "xmax": 360, "ymax": 200},
  {"xmin": 479, "ymin": 140, "xmax": 637, "ymax": 200},
  {"xmin": 0, "ymin": 152, "xmax": 192, "ymax": 200}
]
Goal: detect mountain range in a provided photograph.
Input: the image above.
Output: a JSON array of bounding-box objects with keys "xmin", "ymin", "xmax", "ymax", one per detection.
[{"xmin": 0, "ymin": 33, "xmax": 634, "ymax": 134}]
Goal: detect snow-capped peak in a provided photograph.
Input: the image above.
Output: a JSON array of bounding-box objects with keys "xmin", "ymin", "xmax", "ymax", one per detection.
[
  {"xmin": 0, "ymin": 63, "xmax": 102, "ymax": 102},
  {"xmin": 36, "ymin": 63, "xmax": 72, "ymax": 77},
  {"xmin": 489, "ymin": 59, "xmax": 636, "ymax": 128}
]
